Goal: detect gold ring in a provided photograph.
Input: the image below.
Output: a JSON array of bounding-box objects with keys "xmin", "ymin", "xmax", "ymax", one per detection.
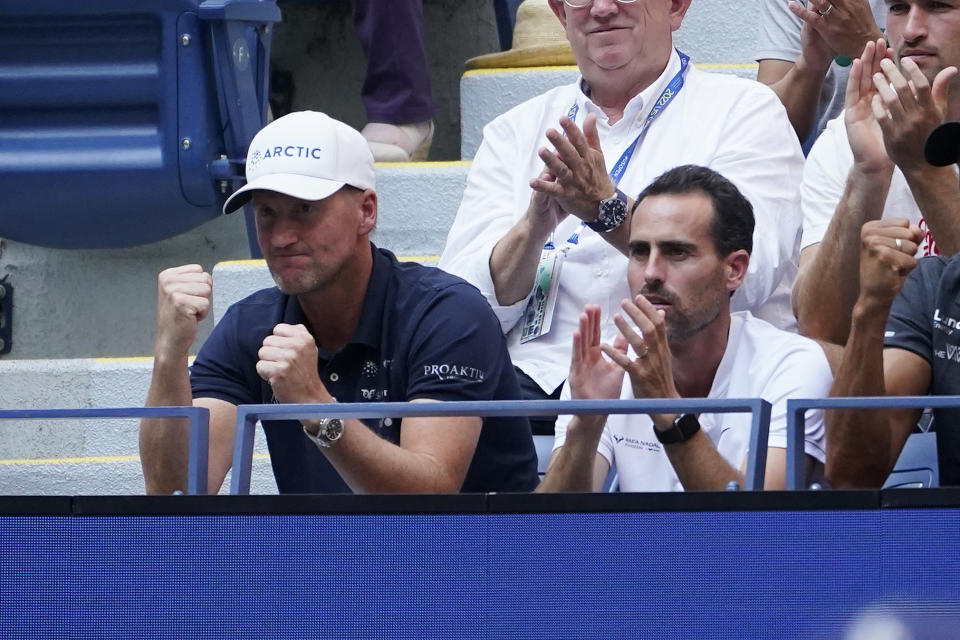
[{"xmin": 895, "ymin": 238, "xmax": 903, "ymax": 251}]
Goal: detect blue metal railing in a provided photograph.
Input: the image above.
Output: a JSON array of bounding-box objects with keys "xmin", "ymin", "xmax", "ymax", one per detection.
[
  {"xmin": 0, "ymin": 407, "xmax": 210, "ymax": 495},
  {"xmin": 786, "ymin": 395, "xmax": 959, "ymax": 490},
  {"xmin": 231, "ymin": 398, "xmax": 771, "ymax": 494}
]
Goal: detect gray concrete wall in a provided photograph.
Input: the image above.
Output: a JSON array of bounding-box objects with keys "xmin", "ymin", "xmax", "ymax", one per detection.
[
  {"xmin": 0, "ymin": 164, "xmax": 468, "ymax": 360},
  {"xmin": 270, "ymin": 0, "xmax": 502, "ymax": 161},
  {"xmin": 0, "ymin": 0, "xmax": 759, "ymax": 361},
  {"xmin": 276, "ymin": 0, "xmax": 755, "ymax": 162}
]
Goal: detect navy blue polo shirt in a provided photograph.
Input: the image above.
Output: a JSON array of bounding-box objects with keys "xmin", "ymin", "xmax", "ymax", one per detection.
[{"xmin": 190, "ymin": 245, "xmax": 538, "ymax": 493}]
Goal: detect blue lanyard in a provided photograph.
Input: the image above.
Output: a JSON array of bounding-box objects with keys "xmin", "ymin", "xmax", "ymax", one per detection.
[{"xmin": 559, "ymin": 49, "xmax": 690, "ymax": 246}]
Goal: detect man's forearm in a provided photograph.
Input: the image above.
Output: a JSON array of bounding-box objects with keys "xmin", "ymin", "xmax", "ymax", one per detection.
[
  {"xmin": 536, "ymin": 415, "xmax": 605, "ymax": 493},
  {"xmin": 318, "ymin": 415, "xmax": 480, "ymax": 493},
  {"xmin": 902, "ymin": 166, "xmax": 960, "ymax": 255},
  {"xmin": 661, "ymin": 430, "xmax": 744, "ymax": 491},
  {"xmin": 795, "ymin": 166, "xmax": 894, "ymax": 343},
  {"xmin": 762, "ymin": 57, "xmax": 831, "ymax": 141},
  {"xmin": 824, "ymin": 298, "xmax": 894, "ymax": 488},
  {"xmin": 139, "ymin": 354, "xmax": 194, "ymax": 494},
  {"xmin": 489, "ymin": 216, "xmax": 553, "ymax": 306}
]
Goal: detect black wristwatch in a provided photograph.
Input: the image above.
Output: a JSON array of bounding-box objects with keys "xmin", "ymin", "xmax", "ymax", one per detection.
[
  {"xmin": 654, "ymin": 413, "xmax": 701, "ymax": 445},
  {"xmin": 586, "ymin": 188, "xmax": 629, "ymax": 233}
]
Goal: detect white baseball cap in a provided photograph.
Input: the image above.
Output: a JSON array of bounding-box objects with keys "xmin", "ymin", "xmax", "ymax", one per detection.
[{"xmin": 223, "ymin": 111, "xmax": 376, "ymax": 214}]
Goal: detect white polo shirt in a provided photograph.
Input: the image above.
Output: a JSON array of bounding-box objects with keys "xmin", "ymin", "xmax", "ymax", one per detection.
[{"xmin": 554, "ymin": 312, "xmax": 831, "ymax": 492}]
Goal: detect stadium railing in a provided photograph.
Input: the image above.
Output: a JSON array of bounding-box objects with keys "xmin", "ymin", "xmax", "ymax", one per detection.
[
  {"xmin": 786, "ymin": 395, "xmax": 955, "ymax": 490},
  {"xmin": 0, "ymin": 407, "xmax": 210, "ymax": 494},
  {"xmin": 230, "ymin": 398, "xmax": 772, "ymax": 494}
]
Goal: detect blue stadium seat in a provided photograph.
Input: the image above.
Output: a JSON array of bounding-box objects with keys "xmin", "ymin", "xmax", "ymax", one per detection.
[
  {"xmin": 883, "ymin": 431, "xmax": 939, "ymax": 489},
  {"xmin": 0, "ymin": 0, "xmax": 280, "ymax": 249}
]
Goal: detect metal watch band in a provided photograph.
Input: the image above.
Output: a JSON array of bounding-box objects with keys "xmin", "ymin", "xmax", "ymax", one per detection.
[{"xmin": 302, "ymin": 418, "xmax": 344, "ymax": 449}]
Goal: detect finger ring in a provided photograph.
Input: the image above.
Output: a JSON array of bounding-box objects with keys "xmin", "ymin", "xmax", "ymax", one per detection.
[
  {"xmin": 636, "ymin": 344, "xmax": 649, "ymax": 360},
  {"xmin": 817, "ymin": 3, "xmax": 834, "ymax": 16},
  {"xmin": 895, "ymin": 238, "xmax": 903, "ymax": 251}
]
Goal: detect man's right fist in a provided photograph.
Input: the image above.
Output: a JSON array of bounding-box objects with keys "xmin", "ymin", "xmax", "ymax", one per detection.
[
  {"xmin": 155, "ymin": 264, "xmax": 213, "ymax": 358},
  {"xmin": 858, "ymin": 219, "xmax": 923, "ymax": 304}
]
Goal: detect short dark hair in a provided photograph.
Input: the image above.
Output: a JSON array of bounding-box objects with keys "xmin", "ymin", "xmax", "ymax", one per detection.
[{"xmin": 634, "ymin": 165, "xmax": 754, "ymax": 256}]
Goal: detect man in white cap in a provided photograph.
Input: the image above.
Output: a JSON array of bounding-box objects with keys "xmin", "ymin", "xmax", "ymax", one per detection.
[
  {"xmin": 139, "ymin": 111, "xmax": 538, "ymax": 495},
  {"xmin": 439, "ymin": 0, "xmax": 804, "ymax": 436}
]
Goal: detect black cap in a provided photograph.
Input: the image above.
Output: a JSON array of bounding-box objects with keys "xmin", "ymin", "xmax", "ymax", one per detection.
[{"xmin": 924, "ymin": 121, "xmax": 960, "ymax": 167}]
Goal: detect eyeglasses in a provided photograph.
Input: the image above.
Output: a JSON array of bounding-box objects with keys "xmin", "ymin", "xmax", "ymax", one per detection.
[{"xmin": 563, "ymin": 0, "xmax": 639, "ymax": 8}]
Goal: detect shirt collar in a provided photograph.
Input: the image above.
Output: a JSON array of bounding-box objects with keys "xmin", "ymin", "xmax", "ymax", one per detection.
[
  {"xmin": 349, "ymin": 244, "xmax": 390, "ymax": 349},
  {"xmin": 576, "ymin": 48, "xmax": 683, "ymax": 125}
]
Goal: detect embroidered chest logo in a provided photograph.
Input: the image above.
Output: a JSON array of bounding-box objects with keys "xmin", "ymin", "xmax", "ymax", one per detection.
[
  {"xmin": 359, "ymin": 359, "xmax": 388, "ymax": 400},
  {"xmin": 612, "ymin": 432, "xmax": 660, "ymax": 452},
  {"xmin": 423, "ymin": 363, "xmax": 486, "ymax": 383}
]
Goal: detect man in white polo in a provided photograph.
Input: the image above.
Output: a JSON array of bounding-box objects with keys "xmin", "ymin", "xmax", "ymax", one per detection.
[{"xmin": 537, "ymin": 166, "xmax": 830, "ymax": 492}]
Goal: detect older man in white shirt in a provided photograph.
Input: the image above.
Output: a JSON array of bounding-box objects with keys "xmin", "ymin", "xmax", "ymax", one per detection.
[{"xmin": 439, "ymin": 0, "xmax": 804, "ymax": 433}]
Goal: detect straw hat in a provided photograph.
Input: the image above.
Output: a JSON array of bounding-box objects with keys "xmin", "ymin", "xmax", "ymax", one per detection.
[{"xmin": 465, "ymin": 0, "xmax": 575, "ymax": 70}]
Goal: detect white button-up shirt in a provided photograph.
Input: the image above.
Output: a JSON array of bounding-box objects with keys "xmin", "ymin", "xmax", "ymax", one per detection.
[{"xmin": 440, "ymin": 50, "xmax": 805, "ymax": 393}]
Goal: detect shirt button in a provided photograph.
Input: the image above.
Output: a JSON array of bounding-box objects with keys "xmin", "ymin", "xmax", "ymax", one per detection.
[
  {"xmin": 383, "ymin": 418, "xmax": 393, "ymax": 427},
  {"xmin": 329, "ymin": 373, "xmax": 339, "ymax": 382},
  {"xmin": 595, "ymin": 270, "xmax": 605, "ymax": 277}
]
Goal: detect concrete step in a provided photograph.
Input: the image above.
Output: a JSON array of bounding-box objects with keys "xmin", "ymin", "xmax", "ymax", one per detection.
[
  {"xmin": 459, "ymin": 0, "xmax": 757, "ymax": 158},
  {"xmin": 212, "ymin": 254, "xmax": 440, "ymax": 324},
  {"xmin": 1, "ymin": 162, "xmax": 469, "ymax": 361},
  {"xmin": 460, "ymin": 62, "xmax": 758, "ymax": 159},
  {"xmin": 0, "ymin": 357, "xmax": 277, "ymax": 495}
]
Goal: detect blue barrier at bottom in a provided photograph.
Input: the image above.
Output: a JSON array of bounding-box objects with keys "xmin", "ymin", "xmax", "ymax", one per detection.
[{"xmin": 2, "ymin": 496, "xmax": 960, "ymax": 639}]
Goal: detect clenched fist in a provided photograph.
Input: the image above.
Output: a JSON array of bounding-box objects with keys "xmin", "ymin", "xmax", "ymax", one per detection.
[
  {"xmin": 155, "ymin": 264, "xmax": 212, "ymax": 360},
  {"xmin": 256, "ymin": 323, "xmax": 329, "ymax": 404}
]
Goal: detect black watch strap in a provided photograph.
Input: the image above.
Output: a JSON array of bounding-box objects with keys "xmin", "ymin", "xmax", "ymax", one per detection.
[{"xmin": 654, "ymin": 413, "xmax": 701, "ymax": 445}]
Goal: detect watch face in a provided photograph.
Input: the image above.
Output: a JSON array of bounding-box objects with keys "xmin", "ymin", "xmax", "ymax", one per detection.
[
  {"xmin": 596, "ymin": 193, "xmax": 627, "ymax": 231},
  {"xmin": 323, "ymin": 418, "xmax": 344, "ymax": 442}
]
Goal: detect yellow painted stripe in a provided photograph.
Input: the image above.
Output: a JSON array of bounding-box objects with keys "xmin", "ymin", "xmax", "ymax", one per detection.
[
  {"xmin": 217, "ymin": 256, "xmax": 441, "ymax": 268},
  {"xmin": 94, "ymin": 356, "xmax": 195, "ymax": 364},
  {"xmin": 0, "ymin": 453, "xmax": 270, "ymax": 466},
  {"xmin": 399, "ymin": 255, "xmax": 441, "ymax": 262},
  {"xmin": 463, "ymin": 65, "xmax": 579, "ymax": 76},
  {"xmin": 216, "ymin": 259, "xmax": 267, "ymax": 267},
  {"xmin": 697, "ymin": 62, "xmax": 758, "ymax": 70},
  {"xmin": 375, "ymin": 160, "xmax": 471, "ymax": 168},
  {"xmin": 463, "ymin": 62, "xmax": 757, "ymax": 76}
]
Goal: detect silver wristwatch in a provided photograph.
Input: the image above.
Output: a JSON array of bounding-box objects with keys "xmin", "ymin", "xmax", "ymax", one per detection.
[{"xmin": 303, "ymin": 418, "xmax": 344, "ymax": 449}]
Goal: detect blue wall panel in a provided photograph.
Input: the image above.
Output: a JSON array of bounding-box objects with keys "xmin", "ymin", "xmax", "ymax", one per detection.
[{"xmin": 1, "ymin": 508, "xmax": 959, "ymax": 638}]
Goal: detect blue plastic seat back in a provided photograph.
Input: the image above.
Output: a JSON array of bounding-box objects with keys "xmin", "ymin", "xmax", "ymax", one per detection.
[
  {"xmin": 0, "ymin": 0, "xmax": 278, "ymax": 249},
  {"xmin": 883, "ymin": 431, "xmax": 939, "ymax": 489}
]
